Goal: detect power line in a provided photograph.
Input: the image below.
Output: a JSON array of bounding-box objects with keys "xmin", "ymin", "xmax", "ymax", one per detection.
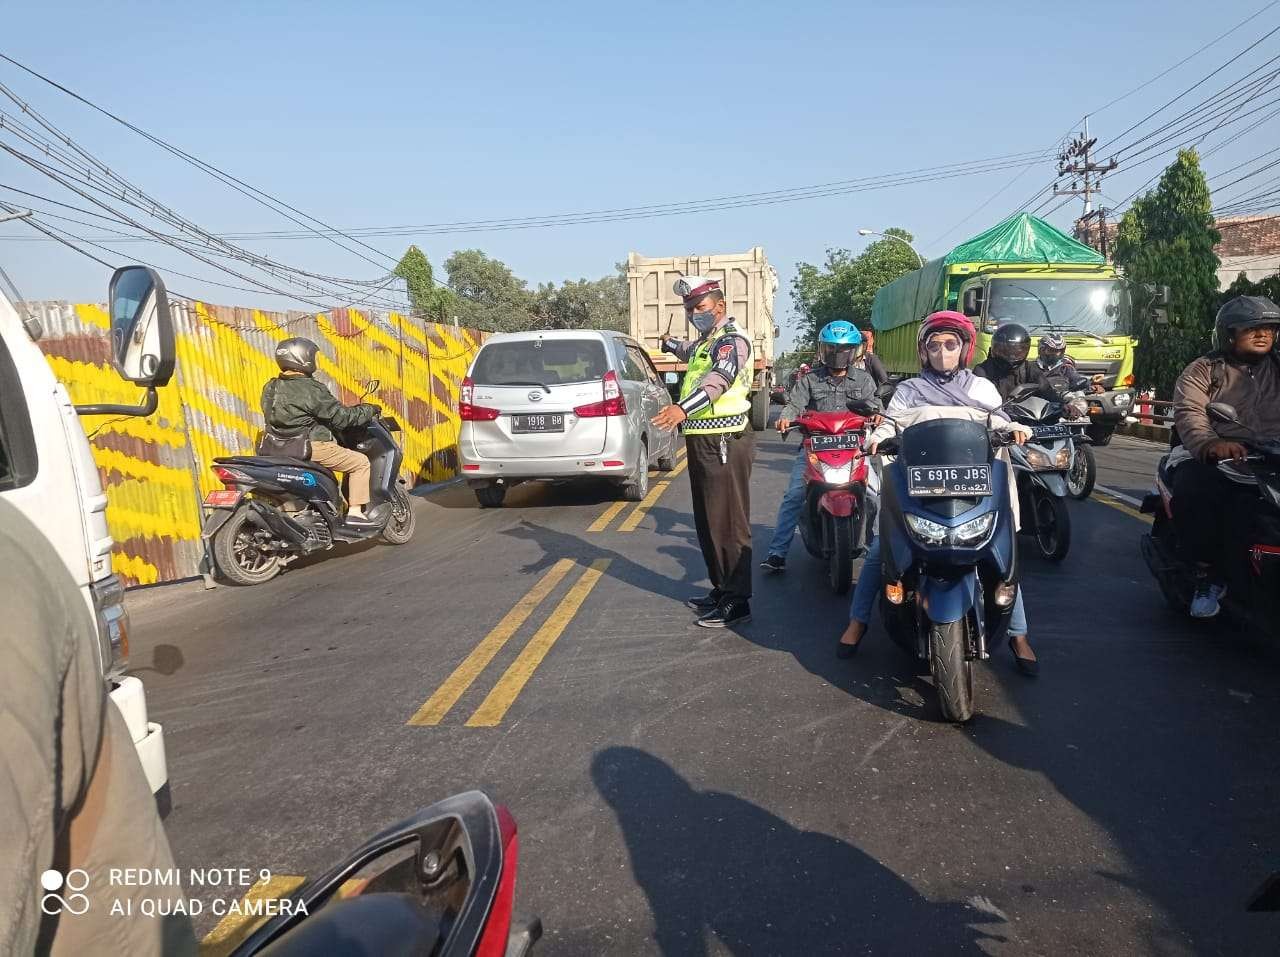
[{"xmin": 0, "ymin": 53, "xmax": 398, "ymax": 272}]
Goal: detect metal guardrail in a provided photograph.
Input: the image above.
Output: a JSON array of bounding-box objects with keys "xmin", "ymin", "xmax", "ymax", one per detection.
[{"xmin": 1135, "ymin": 397, "xmax": 1176, "ymax": 425}]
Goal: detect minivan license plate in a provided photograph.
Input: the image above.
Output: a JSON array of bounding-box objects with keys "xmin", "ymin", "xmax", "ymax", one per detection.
[
  {"xmin": 511, "ymin": 413, "xmax": 565, "ymax": 433},
  {"xmin": 906, "ymin": 464, "xmax": 992, "ymax": 496}
]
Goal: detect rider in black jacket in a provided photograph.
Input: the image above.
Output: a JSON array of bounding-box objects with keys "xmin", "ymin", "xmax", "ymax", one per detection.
[{"xmin": 973, "ymin": 323, "xmax": 1057, "ymax": 402}]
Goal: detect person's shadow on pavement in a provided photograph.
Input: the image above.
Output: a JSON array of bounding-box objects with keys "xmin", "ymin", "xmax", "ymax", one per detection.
[{"xmin": 592, "ymin": 746, "xmax": 1004, "ymax": 956}]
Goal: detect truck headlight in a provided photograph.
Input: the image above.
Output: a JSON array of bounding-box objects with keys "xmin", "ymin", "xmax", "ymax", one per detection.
[
  {"xmin": 950, "ymin": 512, "xmax": 996, "ymax": 545},
  {"xmin": 905, "ymin": 513, "xmax": 948, "ymax": 544},
  {"xmin": 91, "ymin": 574, "xmax": 129, "ymax": 675}
]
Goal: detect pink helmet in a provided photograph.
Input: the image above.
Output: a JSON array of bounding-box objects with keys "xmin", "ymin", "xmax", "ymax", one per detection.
[{"xmin": 917, "ymin": 310, "xmax": 976, "ymax": 368}]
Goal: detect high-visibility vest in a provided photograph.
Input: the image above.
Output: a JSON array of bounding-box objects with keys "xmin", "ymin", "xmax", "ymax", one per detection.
[{"xmin": 680, "ymin": 322, "xmax": 752, "ymax": 434}]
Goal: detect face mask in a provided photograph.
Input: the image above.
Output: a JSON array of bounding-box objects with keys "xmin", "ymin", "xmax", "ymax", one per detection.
[{"xmin": 690, "ymin": 310, "xmax": 718, "ymax": 334}]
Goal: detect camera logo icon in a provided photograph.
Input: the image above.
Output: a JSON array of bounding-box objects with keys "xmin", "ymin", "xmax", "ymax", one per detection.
[{"xmin": 40, "ymin": 869, "xmax": 90, "ymax": 916}]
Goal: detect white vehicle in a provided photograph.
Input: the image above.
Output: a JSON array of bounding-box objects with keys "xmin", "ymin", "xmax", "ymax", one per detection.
[
  {"xmin": 459, "ymin": 330, "xmax": 680, "ymax": 507},
  {"xmin": 0, "ymin": 259, "xmax": 172, "ymax": 804}
]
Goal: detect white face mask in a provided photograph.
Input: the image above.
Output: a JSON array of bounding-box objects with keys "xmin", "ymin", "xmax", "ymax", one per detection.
[{"xmin": 925, "ymin": 336, "xmax": 962, "ymax": 373}]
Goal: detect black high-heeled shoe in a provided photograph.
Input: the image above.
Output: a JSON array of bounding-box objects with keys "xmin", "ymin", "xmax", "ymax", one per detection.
[{"xmin": 1008, "ymin": 636, "xmax": 1040, "ymax": 677}]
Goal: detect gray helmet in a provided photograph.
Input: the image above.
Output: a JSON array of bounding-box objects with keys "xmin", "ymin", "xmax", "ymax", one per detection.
[
  {"xmin": 1215, "ymin": 296, "xmax": 1280, "ymax": 351},
  {"xmin": 275, "ymin": 337, "xmax": 319, "ymax": 374}
]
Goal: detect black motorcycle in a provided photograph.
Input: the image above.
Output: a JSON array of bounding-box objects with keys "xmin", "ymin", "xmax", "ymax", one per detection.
[
  {"xmin": 1140, "ymin": 401, "xmax": 1280, "ymax": 638},
  {"xmin": 228, "ymin": 791, "xmax": 540, "ymax": 956},
  {"xmin": 1002, "ymin": 385, "xmax": 1079, "ymax": 561},
  {"xmin": 201, "ymin": 386, "xmax": 416, "ymax": 585},
  {"xmin": 877, "ymin": 411, "xmax": 1021, "ymax": 722}
]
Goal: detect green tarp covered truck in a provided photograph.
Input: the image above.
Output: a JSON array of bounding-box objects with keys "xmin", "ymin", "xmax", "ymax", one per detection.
[{"xmin": 870, "ymin": 213, "xmax": 1141, "ymax": 444}]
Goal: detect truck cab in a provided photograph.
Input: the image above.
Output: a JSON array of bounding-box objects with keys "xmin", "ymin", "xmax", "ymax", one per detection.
[
  {"xmin": 0, "ymin": 263, "xmax": 174, "ymax": 802},
  {"xmin": 953, "ymin": 267, "xmax": 1138, "ymax": 389}
]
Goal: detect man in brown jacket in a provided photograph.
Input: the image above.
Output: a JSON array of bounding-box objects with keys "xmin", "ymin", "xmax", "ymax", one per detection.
[{"xmin": 1171, "ymin": 295, "xmax": 1280, "ymax": 617}]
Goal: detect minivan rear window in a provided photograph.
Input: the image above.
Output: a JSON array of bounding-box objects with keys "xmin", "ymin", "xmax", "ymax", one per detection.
[{"xmin": 471, "ymin": 339, "xmax": 608, "ymax": 386}]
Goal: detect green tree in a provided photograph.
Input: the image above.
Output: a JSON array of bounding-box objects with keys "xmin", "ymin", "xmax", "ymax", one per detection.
[
  {"xmin": 533, "ymin": 263, "xmax": 629, "ymax": 331},
  {"xmin": 1113, "ymin": 149, "xmax": 1221, "ymax": 397},
  {"xmin": 444, "ymin": 249, "xmax": 536, "ymax": 331},
  {"xmin": 394, "ymin": 245, "xmax": 433, "ymax": 314},
  {"xmin": 791, "ymin": 228, "xmax": 920, "ymax": 346}
]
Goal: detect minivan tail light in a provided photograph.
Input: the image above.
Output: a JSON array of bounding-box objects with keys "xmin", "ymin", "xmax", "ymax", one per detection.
[
  {"xmin": 574, "ymin": 370, "xmax": 628, "ymax": 417},
  {"xmin": 460, "ymin": 376, "xmax": 501, "ymax": 421}
]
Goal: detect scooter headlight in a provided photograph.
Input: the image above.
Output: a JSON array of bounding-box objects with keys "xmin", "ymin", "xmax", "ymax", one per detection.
[
  {"xmin": 905, "ymin": 513, "xmax": 948, "ymax": 545},
  {"xmin": 950, "ymin": 512, "xmax": 996, "ymax": 545},
  {"xmin": 1054, "ymin": 445, "xmax": 1071, "ymax": 469},
  {"xmin": 1112, "ymin": 392, "xmax": 1133, "ymax": 407},
  {"xmin": 1024, "ymin": 447, "xmax": 1054, "ymax": 470},
  {"xmin": 809, "ymin": 453, "xmax": 851, "ymax": 484}
]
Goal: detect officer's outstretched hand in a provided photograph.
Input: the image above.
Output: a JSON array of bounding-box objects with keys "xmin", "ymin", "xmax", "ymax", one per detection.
[
  {"xmin": 652, "ymin": 405, "xmax": 687, "ymax": 432},
  {"xmin": 776, "ymin": 417, "xmax": 792, "ymax": 435}
]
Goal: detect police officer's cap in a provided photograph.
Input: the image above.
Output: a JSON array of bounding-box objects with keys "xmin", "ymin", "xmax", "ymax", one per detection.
[{"xmin": 674, "ymin": 276, "xmax": 721, "ymax": 304}]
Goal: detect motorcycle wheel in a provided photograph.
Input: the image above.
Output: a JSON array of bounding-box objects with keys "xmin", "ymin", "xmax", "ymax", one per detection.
[
  {"xmin": 1142, "ymin": 516, "xmax": 1190, "ymax": 614},
  {"xmin": 928, "ymin": 618, "xmax": 974, "ymax": 723},
  {"xmin": 1033, "ymin": 489, "xmax": 1072, "ymax": 562},
  {"xmin": 212, "ymin": 506, "xmax": 282, "ymax": 586},
  {"xmin": 828, "ymin": 515, "xmax": 854, "ymax": 594},
  {"xmin": 380, "ymin": 489, "xmax": 417, "ymax": 545},
  {"xmin": 1066, "ymin": 443, "xmax": 1097, "ymax": 500}
]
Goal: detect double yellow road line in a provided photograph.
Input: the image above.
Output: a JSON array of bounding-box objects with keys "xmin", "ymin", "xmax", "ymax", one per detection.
[
  {"xmin": 407, "ymin": 557, "xmax": 611, "ymax": 727},
  {"xmin": 589, "ymin": 447, "xmax": 687, "ymax": 533}
]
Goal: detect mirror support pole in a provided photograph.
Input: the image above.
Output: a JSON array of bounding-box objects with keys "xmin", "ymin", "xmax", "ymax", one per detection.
[{"xmin": 75, "ymin": 386, "xmax": 158, "ymax": 417}]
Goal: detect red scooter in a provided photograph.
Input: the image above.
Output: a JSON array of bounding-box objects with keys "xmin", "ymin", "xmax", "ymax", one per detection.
[{"xmin": 787, "ymin": 409, "xmax": 875, "ymax": 594}]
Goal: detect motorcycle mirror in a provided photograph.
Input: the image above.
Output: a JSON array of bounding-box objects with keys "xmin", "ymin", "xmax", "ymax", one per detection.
[{"xmin": 1207, "ymin": 402, "xmax": 1240, "ymax": 425}]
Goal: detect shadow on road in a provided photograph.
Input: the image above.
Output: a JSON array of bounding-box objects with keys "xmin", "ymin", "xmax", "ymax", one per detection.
[
  {"xmin": 500, "ymin": 520, "xmax": 705, "ymax": 604},
  {"xmin": 592, "ymin": 746, "xmax": 1003, "ymax": 955},
  {"xmin": 427, "ymin": 480, "xmax": 623, "ymax": 510}
]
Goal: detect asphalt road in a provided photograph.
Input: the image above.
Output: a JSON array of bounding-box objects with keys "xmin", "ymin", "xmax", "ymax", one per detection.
[{"xmin": 125, "ymin": 425, "xmax": 1280, "ymax": 956}]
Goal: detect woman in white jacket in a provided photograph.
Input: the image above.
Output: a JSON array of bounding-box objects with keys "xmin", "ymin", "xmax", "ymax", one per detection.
[{"xmin": 838, "ymin": 311, "xmax": 1040, "ymax": 676}]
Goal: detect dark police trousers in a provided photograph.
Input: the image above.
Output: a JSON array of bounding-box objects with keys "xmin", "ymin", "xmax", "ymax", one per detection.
[{"xmin": 685, "ymin": 429, "xmax": 755, "ymax": 601}]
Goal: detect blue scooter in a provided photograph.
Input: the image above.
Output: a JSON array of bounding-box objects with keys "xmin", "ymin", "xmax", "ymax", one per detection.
[{"xmin": 876, "ymin": 412, "xmax": 1021, "ymax": 722}]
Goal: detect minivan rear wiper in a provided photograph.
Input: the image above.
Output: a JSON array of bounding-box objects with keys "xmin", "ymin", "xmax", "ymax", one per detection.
[{"xmin": 499, "ymin": 380, "xmax": 552, "ymax": 393}]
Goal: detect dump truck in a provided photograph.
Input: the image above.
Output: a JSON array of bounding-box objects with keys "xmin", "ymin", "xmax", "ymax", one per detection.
[
  {"xmin": 627, "ymin": 247, "xmax": 779, "ymax": 431},
  {"xmin": 871, "ymin": 213, "xmax": 1142, "ymax": 444}
]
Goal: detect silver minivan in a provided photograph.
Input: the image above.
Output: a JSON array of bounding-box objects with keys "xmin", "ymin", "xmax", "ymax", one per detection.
[{"xmin": 459, "ymin": 330, "xmax": 681, "ymax": 507}]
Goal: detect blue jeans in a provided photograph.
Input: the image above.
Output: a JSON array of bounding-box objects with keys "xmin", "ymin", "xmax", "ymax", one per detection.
[
  {"xmin": 766, "ymin": 450, "xmax": 809, "ymax": 558},
  {"xmin": 848, "ymin": 535, "xmax": 1029, "ymax": 635}
]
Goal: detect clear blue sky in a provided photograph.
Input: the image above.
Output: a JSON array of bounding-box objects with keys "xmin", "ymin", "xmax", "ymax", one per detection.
[{"xmin": 2, "ymin": 0, "xmax": 1277, "ymax": 349}]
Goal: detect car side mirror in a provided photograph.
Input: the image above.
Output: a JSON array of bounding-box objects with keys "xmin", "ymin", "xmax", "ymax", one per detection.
[
  {"xmin": 1207, "ymin": 402, "xmax": 1240, "ymax": 425},
  {"xmin": 664, "ymin": 372, "xmax": 679, "ymax": 385},
  {"xmin": 76, "ymin": 266, "xmax": 175, "ymax": 418},
  {"xmin": 109, "ymin": 266, "xmax": 174, "ymax": 387},
  {"xmin": 962, "ymin": 287, "xmax": 984, "ymax": 318}
]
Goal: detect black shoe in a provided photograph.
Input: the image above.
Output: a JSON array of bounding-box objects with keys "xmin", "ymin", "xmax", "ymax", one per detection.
[
  {"xmin": 1008, "ymin": 636, "xmax": 1040, "ymax": 677},
  {"xmin": 696, "ymin": 599, "xmax": 751, "ymax": 629},
  {"xmin": 836, "ymin": 639, "xmax": 861, "ymax": 659},
  {"xmin": 760, "ymin": 555, "xmax": 786, "ymax": 573},
  {"xmin": 686, "ymin": 589, "xmax": 722, "ymax": 611}
]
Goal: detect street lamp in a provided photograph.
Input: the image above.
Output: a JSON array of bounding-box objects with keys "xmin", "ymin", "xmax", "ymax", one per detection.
[{"xmin": 858, "ymin": 228, "xmax": 925, "ymax": 268}]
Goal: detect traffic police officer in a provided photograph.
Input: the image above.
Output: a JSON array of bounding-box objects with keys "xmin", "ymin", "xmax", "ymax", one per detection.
[{"xmin": 652, "ymin": 276, "xmax": 755, "ymax": 628}]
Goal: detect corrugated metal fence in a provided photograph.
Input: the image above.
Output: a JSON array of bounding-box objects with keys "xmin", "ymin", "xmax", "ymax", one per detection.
[{"xmin": 34, "ymin": 299, "xmax": 483, "ymax": 586}]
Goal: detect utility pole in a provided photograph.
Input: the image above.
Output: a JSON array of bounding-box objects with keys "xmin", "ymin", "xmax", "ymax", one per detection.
[{"xmin": 1056, "ymin": 117, "xmax": 1118, "ymax": 254}]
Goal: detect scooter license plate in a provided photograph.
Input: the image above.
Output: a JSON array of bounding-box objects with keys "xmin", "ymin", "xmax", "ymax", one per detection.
[
  {"xmin": 1032, "ymin": 424, "xmax": 1071, "ymax": 440},
  {"xmin": 204, "ymin": 489, "xmax": 243, "ymax": 507},
  {"xmin": 906, "ymin": 464, "xmax": 992, "ymax": 497},
  {"xmin": 810, "ymin": 434, "xmax": 859, "ymax": 452}
]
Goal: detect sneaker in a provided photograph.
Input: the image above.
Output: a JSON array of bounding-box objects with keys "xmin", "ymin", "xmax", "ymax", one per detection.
[
  {"xmin": 344, "ymin": 510, "xmax": 385, "ymax": 530},
  {"xmin": 696, "ymin": 599, "xmax": 752, "ymax": 629},
  {"xmin": 686, "ymin": 589, "xmax": 722, "ymax": 611},
  {"xmin": 760, "ymin": 555, "xmax": 786, "ymax": 573},
  {"xmin": 1189, "ymin": 579, "xmax": 1227, "ymax": 619}
]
